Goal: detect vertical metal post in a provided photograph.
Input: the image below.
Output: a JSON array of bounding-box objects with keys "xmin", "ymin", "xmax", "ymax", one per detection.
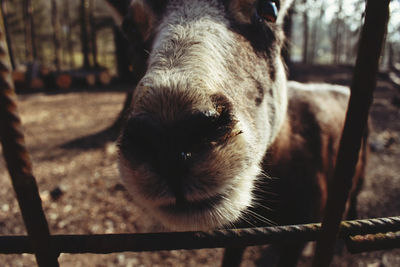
[
  {"xmin": 0, "ymin": 10, "xmax": 59, "ymax": 267},
  {"xmin": 221, "ymin": 246, "xmax": 245, "ymax": 267},
  {"xmin": 312, "ymin": 0, "xmax": 390, "ymax": 266}
]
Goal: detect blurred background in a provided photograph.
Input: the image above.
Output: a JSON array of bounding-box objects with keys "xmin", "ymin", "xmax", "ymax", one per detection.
[
  {"xmin": 0, "ymin": 0, "xmax": 399, "ymax": 266},
  {"xmin": 1, "ymin": 0, "xmax": 399, "ymax": 87}
]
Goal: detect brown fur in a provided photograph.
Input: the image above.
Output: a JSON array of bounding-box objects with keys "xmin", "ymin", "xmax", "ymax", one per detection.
[{"xmin": 254, "ymin": 85, "xmax": 368, "ymax": 227}]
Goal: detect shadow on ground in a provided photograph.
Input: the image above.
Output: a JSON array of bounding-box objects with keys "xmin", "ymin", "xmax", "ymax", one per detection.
[{"xmin": 60, "ymin": 125, "xmax": 120, "ymax": 150}]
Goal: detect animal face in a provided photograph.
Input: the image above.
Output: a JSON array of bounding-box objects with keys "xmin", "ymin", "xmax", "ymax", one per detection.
[{"xmin": 118, "ymin": 0, "xmax": 292, "ymax": 230}]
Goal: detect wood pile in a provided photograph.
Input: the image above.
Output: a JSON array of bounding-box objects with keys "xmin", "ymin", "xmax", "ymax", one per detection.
[{"xmin": 12, "ymin": 63, "xmax": 113, "ymax": 92}]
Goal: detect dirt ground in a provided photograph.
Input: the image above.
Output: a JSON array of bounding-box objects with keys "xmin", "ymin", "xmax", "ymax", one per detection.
[{"xmin": 1, "ymin": 65, "xmax": 400, "ymax": 266}]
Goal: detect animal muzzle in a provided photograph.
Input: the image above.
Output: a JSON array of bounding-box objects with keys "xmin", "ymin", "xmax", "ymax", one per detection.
[{"xmin": 118, "ymin": 100, "xmax": 237, "ymax": 202}]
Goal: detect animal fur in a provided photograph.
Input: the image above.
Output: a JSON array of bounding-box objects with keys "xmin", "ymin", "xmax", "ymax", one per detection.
[{"xmin": 116, "ymin": 0, "xmax": 367, "ymax": 238}]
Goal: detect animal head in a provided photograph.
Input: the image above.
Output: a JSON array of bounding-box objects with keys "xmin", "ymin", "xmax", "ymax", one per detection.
[{"xmin": 116, "ymin": 0, "xmax": 293, "ymax": 230}]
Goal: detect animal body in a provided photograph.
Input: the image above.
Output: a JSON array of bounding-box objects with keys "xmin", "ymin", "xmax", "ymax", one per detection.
[{"xmin": 112, "ymin": 0, "xmax": 367, "ymax": 264}]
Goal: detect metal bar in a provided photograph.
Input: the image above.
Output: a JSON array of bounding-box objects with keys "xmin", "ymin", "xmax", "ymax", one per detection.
[
  {"xmin": 0, "ymin": 217, "xmax": 398, "ymax": 255},
  {"xmin": 0, "ymin": 10, "xmax": 59, "ymax": 267},
  {"xmin": 346, "ymin": 231, "xmax": 400, "ymax": 254},
  {"xmin": 221, "ymin": 246, "xmax": 245, "ymax": 267},
  {"xmin": 312, "ymin": 1, "xmax": 390, "ymax": 266}
]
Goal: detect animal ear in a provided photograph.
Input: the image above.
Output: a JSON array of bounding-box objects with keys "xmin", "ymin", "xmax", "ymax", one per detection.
[
  {"xmin": 123, "ymin": 1, "xmax": 156, "ymax": 41},
  {"xmin": 105, "ymin": 0, "xmax": 132, "ymax": 26}
]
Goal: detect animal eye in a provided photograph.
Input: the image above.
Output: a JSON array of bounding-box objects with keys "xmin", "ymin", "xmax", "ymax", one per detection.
[{"xmin": 256, "ymin": 0, "xmax": 279, "ymax": 23}]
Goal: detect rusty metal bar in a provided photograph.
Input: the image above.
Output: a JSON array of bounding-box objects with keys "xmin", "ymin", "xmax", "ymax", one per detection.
[
  {"xmin": 312, "ymin": 1, "xmax": 390, "ymax": 266},
  {"xmin": 0, "ymin": 216, "xmax": 398, "ymax": 255},
  {"xmin": 346, "ymin": 231, "xmax": 400, "ymax": 253},
  {"xmin": 0, "ymin": 10, "xmax": 59, "ymax": 267},
  {"xmin": 221, "ymin": 246, "xmax": 245, "ymax": 267}
]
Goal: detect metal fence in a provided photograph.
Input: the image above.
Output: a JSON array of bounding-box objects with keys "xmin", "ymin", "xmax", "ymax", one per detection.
[{"xmin": 0, "ymin": 1, "xmax": 397, "ymax": 267}]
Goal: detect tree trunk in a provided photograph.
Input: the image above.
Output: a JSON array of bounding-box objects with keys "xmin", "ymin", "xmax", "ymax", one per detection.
[
  {"xmin": 113, "ymin": 25, "xmax": 135, "ymax": 82},
  {"xmin": 89, "ymin": 0, "xmax": 99, "ymax": 68},
  {"xmin": 23, "ymin": 0, "xmax": 37, "ymax": 62},
  {"xmin": 344, "ymin": 26, "xmax": 352, "ymax": 64},
  {"xmin": 52, "ymin": 0, "xmax": 61, "ymax": 71},
  {"xmin": 282, "ymin": 5, "xmax": 294, "ymax": 69},
  {"xmin": 309, "ymin": 21, "xmax": 316, "ymax": 64},
  {"xmin": 80, "ymin": 0, "xmax": 91, "ymax": 69},
  {"xmin": 387, "ymin": 42, "xmax": 394, "ymax": 70},
  {"xmin": 301, "ymin": 0, "xmax": 309, "ymax": 65},
  {"xmin": 28, "ymin": 0, "xmax": 36, "ymax": 60},
  {"xmin": 0, "ymin": 0, "xmax": 15, "ymax": 69},
  {"xmin": 332, "ymin": 0, "xmax": 343, "ymax": 64},
  {"xmin": 309, "ymin": 4, "xmax": 324, "ymax": 65},
  {"xmin": 63, "ymin": 1, "xmax": 75, "ymax": 69}
]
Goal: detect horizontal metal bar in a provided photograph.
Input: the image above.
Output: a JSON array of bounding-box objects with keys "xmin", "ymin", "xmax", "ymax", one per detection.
[
  {"xmin": 346, "ymin": 231, "xmax": 400, "ymax": 254},
  {"xmin": 0, "ymin": 216, "xmax": 399, "ymax": 255}
]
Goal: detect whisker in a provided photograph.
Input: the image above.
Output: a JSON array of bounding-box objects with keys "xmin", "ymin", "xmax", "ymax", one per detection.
[
  {"xmin": 245, "ymin": 209, "xmax": 276, "ymax": 226},
  {"xmin": 238, "ymin": 212, "xmax": 257, "ymax": 228},
  {"xmin": 252, "ymin": 202, "xmax": 274, "ymax": 212}
]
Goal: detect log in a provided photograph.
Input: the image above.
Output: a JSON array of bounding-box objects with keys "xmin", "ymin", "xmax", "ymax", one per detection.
[
  {"xmin": 55, "ymin": 74, "xmax": 72, "ymax": 90},
  {"xmin": 29, "ymin": 77, "xmax": 44, "ymax": 90},
  {"xmin": 85, "ymin": 73, "xmax": 96, "ymax": 86},
  {"xmin": 12, "ymin": 70, "xmax": 26, "ymax": 84},
  {"xmin": 12, "ymin": 69, "xmax": 27, "ymax": 91},
  {"xmin": 39, "ymin": 65, "xmax": 51, "ymax": 77},
  {"xmin": 98, "ymin": 70, "xmax": 112, "ymax": 86}
]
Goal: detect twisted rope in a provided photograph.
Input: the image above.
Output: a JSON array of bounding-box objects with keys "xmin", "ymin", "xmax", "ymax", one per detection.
[{"xmin": 0, "ymin": 216, "xmax": 398, "ymax": 254}]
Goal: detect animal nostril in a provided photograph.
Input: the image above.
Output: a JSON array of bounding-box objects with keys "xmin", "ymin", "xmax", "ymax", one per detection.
[
  {"xmin": 118, "ymin": 98, "xmax": 238, "ymax": 176},
  {"xmin": 118, "ymin": 105, "xmax": 240, "ymax": 202},
  {"xmin": 119, "ymin": 114, "xmax": 161, "ymax": 163},
  {"xmin": 175, "ymin": 107, "xmax": 237, "ymax": 153},
  {"xmin": 119, "ymin": 101, "xmax": 238, "ymax": 165}
]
